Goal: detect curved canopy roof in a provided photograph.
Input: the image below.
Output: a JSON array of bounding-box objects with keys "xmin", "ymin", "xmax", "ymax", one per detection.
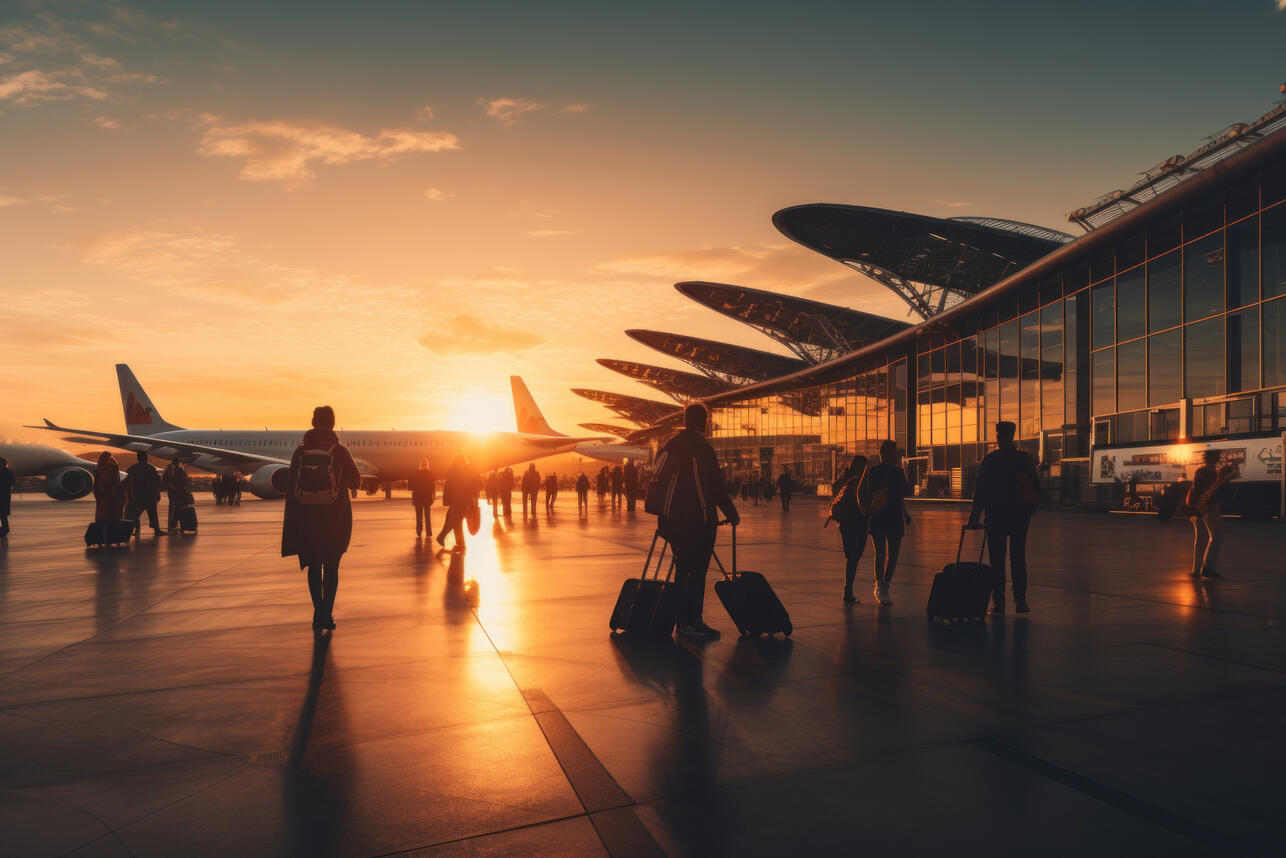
[
  {"xmin": 773, "ymin": 204, "xmax": 1069, "ymax": 319},
  {"xmin": 578, "ymin": 422, "xmax": 636, "ymax": 439},
  {"xmin": 625, "ymin": 330, "xmax": 808, "ymax": 384},
  {"xmin": 571, "ymin": 389, "xmax": 679, "ymax": 426},
  {"xmin": 596, "ymin": 359, "xmax": 734, "ymax": 401},
  {"xmin": 675, "ymin": 281, "xmax": 911, "ymax": 363}
]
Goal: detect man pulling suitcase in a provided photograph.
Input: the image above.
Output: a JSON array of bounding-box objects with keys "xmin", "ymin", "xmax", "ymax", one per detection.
[{"xmin": 645, "ymin": 402, "xmax": 739, "ymax": 640}]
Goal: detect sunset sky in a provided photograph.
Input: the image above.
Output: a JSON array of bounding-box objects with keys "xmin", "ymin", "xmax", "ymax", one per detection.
[{"xmin": 4, "ymin": 0, "xmax": 1285, "ymax": 445}]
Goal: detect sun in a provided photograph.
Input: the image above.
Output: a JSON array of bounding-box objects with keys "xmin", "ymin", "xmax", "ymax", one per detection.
[{"xmin": 445, "ymin": 392, "xmax": 515, "ymax": 433}]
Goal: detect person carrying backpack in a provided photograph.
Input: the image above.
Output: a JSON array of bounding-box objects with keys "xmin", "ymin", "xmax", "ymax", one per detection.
[
  {"xmin": 647, "ymin": 402, "xmax": 739, "ymax": 639},
  {"xmin": 282, "ymin": 406, "xmax": 361, "ymax": 631},
  {"xmin": 830, "ymin": 454, "xmax": 868, "ymax": 604},
  {"xmin": 968, "ymin": 420, "xmax": 1042, "ymax": 615}
]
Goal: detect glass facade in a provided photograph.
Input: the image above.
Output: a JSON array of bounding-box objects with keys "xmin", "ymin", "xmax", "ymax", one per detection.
[{"xmin": 699, "ymin": 168, "xmax": 1286, "ymax": 502}]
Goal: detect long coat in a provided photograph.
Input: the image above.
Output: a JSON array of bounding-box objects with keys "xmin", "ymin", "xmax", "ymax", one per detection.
[
  {"xmin": 281, "ymin": 429, "xmax": 361, "ymax": 566},
  {"xmin": 94, "ymin": 459, "xmax": 122, "ymax": 523}
]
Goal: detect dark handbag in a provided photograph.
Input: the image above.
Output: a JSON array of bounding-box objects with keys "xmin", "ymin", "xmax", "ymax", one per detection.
[{"xmin": 466, "ymin": 502, "xmax": 481, "ymax": 535}]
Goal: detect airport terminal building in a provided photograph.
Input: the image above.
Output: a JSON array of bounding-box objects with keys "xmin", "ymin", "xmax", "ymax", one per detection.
[{"xmin": 587, "ymin": 104, "xmax": 1286, "ymax": 511}]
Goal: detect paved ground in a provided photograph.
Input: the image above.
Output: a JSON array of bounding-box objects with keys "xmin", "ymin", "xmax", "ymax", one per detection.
[{"xmin": 1, "ymin": 491, "xmax": 1284, "ymax": 857}]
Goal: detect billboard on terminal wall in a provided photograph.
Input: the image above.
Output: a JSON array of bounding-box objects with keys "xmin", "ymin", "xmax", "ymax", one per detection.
[{"xmin": 1091, "ymin": 436, "xmax": 1283, "ymax": 485}]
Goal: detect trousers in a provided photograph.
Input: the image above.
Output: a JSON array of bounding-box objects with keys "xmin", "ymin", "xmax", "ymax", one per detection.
[
  {"xmin": 305, "ymin": 555, "xmax": 341, "ymax": 623},
  {"xmin": 661, "ymin": 523, "xmax": 717, "ymax": 626},
  {"xmin": 986, "ymin": 513, "xmax": 1031, "ymax": 604}
]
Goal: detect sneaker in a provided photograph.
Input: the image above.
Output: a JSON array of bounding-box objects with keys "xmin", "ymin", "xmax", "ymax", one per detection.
[
  {"xmin": 1015, "ymin": 599, "xmax": 1030, "ymax": 614},
  {"xmin": 677, "ymin": 622, "xmax": 720, "ymax": 640},
  {"xmin": 843, "ymin": 591, "xmax": 859, "ymax": 604},
  {"xmin": 1200, "ymin": 567, "xmax": 1223, "ymax": 579}
]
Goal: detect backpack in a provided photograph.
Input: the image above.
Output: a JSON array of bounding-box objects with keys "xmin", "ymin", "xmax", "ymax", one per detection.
[
  {"xmin": 828, "ymin": 470, "xmax": 864, "ymax": 523},
  {"xmin": 644, "ymin": 446, "xmax": 703, "ymax": 519},
  {"xmin": 296, "ymin": 445, "xmax": 340, "ymax": 505}
]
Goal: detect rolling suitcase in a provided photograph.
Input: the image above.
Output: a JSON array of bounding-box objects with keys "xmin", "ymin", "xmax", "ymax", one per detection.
[
  {"xmin": 926, "ymin": 524, "xmax": 996, "ymax": 622},
  {"xmin": 178, "ymin": 506, "xmax": 198, "ymax": 534},
  {"xmin": 84, "ymin": 520, "xmax": 134, "ymax": 547},
  {"xmin": 713, "ymin": 525, "xmax": 792, "ymax": 637},
  {"xmin": 609, "ymin": 531, "xmax": 679, "ymax": 637}
]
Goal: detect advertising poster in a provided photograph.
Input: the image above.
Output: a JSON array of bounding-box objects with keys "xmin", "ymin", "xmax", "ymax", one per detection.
[{"xmin": 1091, "ymin": 437, "xmax": 1283, "ymax": 485}]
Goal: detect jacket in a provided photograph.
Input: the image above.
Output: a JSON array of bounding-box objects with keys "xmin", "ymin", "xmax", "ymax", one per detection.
[
  {"xmin": 281, "ymin": 428, "xmax": 361, "ymax": 564},
  {"xmin": 972, "ymin": 444, "xmax": 1042, "ymax": 522},
  {"xmin": 409, "ymin": 468, "xmax": 436, "ymax": 504},
  {"xmin": 653, "ymin": 428, "xmax": 737, "ymax": 529},
  {"xmin": 442, "ymin": 462, "xmax": 478, "ymax": 508}
]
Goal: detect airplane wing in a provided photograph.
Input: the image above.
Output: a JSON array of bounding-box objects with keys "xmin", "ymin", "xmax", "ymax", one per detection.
[
  {"xmin": 26, "ymin": 419, "xmax": 291, "ymax": 470},
  {"xmin": 519, "ymin": 433, "xmax": 613, "ymax": 449}
]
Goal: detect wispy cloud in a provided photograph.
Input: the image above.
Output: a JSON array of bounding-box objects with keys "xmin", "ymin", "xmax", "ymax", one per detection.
[
  {"xmin": 195, "ymin": 117, "xmax": 460, "ymax": 185},
  {"xmin": 561, "ymin": 102, "xmax": 589, "ymax": 113},
  {"xmin": 0, "ymin": 192, "xmax": 75, "ymax": 212},
  {"xmin": 931, "ymin": 199, "xmax": 974, "ymax": 209},
  {"xmin": 418, "ymin": 314, "xmax": 545, "ymax": 354},
  {"xmin": 0, "ymin": 9, "xmax": 167, "ymax": 106},
  {"xmin": 528, "ymin": 229, "xmax": 580, "ymax": 237},
  {"xmin": 424, "ymin": 187, "xmax": 451, "ymax": 201},
  {"xmin": 92, "ymin": 115, "xmax": 119, "ymax": 129},
  {"xmin": 478, "ymin": 96, "xmax": 545, "ymax": 126},
  {"xmin": 416, "ymin": 104, "xmax": 434, "ymax": 120}
]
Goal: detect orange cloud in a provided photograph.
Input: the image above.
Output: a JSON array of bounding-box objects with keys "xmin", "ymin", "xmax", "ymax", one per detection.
[
  {"xmin": 196, "ymin": 118, "xmax": 460, "ymax": 185},
  {"xmin": 418, "ymin": 314, "xmax": 545, "ymax": 354},
  {"xmin": 478, "ymin": 96, "xmax": 545, "ymax": 126}
]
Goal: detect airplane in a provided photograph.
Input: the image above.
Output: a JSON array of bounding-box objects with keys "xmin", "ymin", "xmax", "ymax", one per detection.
[
  {"xmin": 29, "ymin": 365, "xmax": 610, "ymax": 499},
  {"xmin": 0, "ymin": 442, "xmax": 98, "ymax": 500},
  {"xmin": 573, "ymin": 441, "xmax": 652, "ymax": 466}
]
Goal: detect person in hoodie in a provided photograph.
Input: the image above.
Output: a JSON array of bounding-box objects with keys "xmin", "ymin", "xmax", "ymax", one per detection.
[{"xmin": 282, "ymin": 406, "xmax": 361, "ymax": 631}]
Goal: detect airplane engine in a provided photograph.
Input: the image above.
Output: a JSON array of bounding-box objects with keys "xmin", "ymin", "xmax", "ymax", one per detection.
[
  {"xmin": 247, "ymin": 464, "xmax": 291, "ymax": 499},
  {"xmin": 45, "ymin": 465, "xmax": 94, "ymax": 500}
]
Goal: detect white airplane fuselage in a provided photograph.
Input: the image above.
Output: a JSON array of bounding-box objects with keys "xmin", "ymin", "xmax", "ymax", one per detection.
[{"xmin": 141, "ymin": 429, "xmax": 579, "ymax": 481}]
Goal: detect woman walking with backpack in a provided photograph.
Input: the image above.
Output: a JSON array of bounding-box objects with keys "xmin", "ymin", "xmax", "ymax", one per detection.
[
  {"xmin": 830, "ymin": 454, "xmax": 868, "ymax": 604},
  {"xmin": 282, "ymin": 406, "xmax": 361, "ymax": 631}
]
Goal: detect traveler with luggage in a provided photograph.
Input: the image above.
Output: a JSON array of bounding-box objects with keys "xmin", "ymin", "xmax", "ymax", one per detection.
[
  {"xmin": 776, "ymin": 469, "xmax": 793, "ymax": 511},
  {"xmin": 1187, "ymin": 448, "xmax": 1236, "ymax": 580},
  {"xmin": 125, "ymin": 451, "xmax": 165, "ymax": 535},
  {"xmin": 968, "ymin": 420, "xmax": 1041, "ymax": 614},
  {"xmin": 521, "ymin": 463, "xmax": 540, "ymax": 519},
  {"xmin": 436, "ymin": 454, "xmax": 477, "ymax": 552},
  {"xmin": 499, "ymin": 467, "xmax": 515, "ymax": 518},
  {"xmin": 830, "ymin": 454, "xmax": 868, "ymax": 604},
  {"xmin": 282, "ymin": 406, "xmax": 362, "ymax": 631},
  {"xmin": 648, "ymin": 403, "xmax": 739, "ymax": 640},
  {"xmin": 862, "ymin": 440, "xmax": 910, "ymax": 606},
  {"xmin": 94, "ymin": 452, "xmax": 123, "ymax": 524},
  {"xmin": 162, "ymin": 460, "xmax": 188, "ymax": 534},
  {"xmin": 409, "ymin": 458, "xmax": 436, "ymax": 537},
  {"xmin": 576, "ymin": 472, "xmax": 590, "ymax": 514},
  {"xmin": 0, "ymin": 456, "xmax": 15, "ymax": 538}
]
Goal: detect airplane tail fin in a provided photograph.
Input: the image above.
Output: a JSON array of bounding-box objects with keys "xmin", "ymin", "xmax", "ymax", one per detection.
[
  {"xmin": 511, "ymin": 377, "xmax": 563, "ymax": 436},
  {"xmin": 117, "ymin": 364, "xmax": 182, "ymax": 435}
]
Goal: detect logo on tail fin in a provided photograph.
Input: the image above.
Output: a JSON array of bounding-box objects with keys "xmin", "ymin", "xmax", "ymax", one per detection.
[{"xmin": 125, "ymin": 392, "xmax": 153, "ymax": 426}]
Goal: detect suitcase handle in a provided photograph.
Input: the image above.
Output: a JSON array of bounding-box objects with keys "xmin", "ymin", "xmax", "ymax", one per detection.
[
  {"xmin": 956, "ymin": 523, "xmax": 987, "ymax": 572},
  {"xmin": 710, "ymin": 523, "xmax": 737, "ymax": 581},
  {"xmin": 644, "ymin": 530, "xmax": 677, "ymax": 583}
]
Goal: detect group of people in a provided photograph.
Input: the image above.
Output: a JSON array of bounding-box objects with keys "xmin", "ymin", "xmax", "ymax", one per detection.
[
  {"xmin": 591, "ymin": 462, "xmax": 642, "ymax": 511},
  {"xmin": 81, "ymin": 450, "xmax": 196, "ymax": 539},
  {"xmin": 212, "ymin": 471, "xmax": 242, "ymax": 505},
  {"xmin": 727, "ymin": 470, "xmax": 796, "ymax": 510},
  {"xmin": 829, "ymin": 420, "xmax": 1038, "ymax": 613}
]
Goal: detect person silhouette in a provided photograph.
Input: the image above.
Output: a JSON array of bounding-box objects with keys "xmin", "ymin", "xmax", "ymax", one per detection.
[
  {"xmin": 409, "ymin": 458, "xmax": 436, "ymax": 537},
  {"xmin": 0, "ymin": 456, "xmax": 14, "ymax": 538},
  {"xmin": 544, "ymin": 471, "xmax": 558, "ymax": 512},
  {"xmin": 652, "ymin": 402, "xmax": 739, "ymax": 640},
  {"xmin": 575, "ymin": 472, "xmax": 590, "ymax": 514},
  {"xmin": 623, "ymin": 460, "xmax": 639, "ymax": 512},
  {"xmin": 969, "ymin": 420, "xmax": 1042, "ymax": 614},
  {"xmin": 830, "ymin": 454, "xmax": 868, "ymax": 604},
  {"xmin": 282, "ymin": 406, "xmax": 362, "ymax": 631},
  {"xmin": 125, "ymin": 451, "xmax": 164, "ymax": 535},
  {"xmin": 162, "ymin": 459, "xmax": 188, "ymax": 534},
  {"xmin": 521, "ymin": 463, "xmax": 540, "ymax": 519},
  {"xmin": 862, "ymin": 440, "xmax": 909, "ymax": 607},
  {"xmin": 499, "ymin": 466, "xmax": 514, "ymax": 518},
  {"xmin": 93, "ymin": 451, "xmax": 123, "ymax": 524},
  {"xmin": 436, "ymin": 453, "xmax": 477, "ymax": 552},
  {"xmin": 777, "ymin": 468, "xmax": 793, "ymax": 511},
  {"xmin": 1187, "ymin": 448, "xmax": 1231, "ymax": 580}
]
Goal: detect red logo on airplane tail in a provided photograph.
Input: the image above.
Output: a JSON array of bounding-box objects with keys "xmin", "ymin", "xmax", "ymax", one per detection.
[{"xmin": 125, "ymin": 392, "xmax": 152, "ymax": 425}]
